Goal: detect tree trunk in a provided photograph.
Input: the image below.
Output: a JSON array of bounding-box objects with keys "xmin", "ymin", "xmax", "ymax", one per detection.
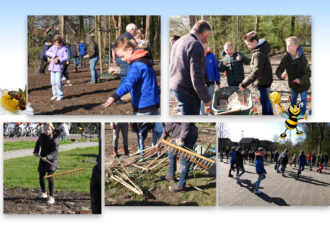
[
  {"xmin": 290, "ymin": 16, "xmax": 296, "ymax": 36},
  {"xmin": 145, "ymin": 16, "xmax": 150, "ymax": 42},
  {"xmin": 255, "ymin": 16, "xmax": 260, "ymax": 33},
  {"xmin": 59, "ymin": 16, "xmax": 65, "ymax": 38},
  {"xmin": 118, "ymin": 16, "xmax": 122, "ymax": 35},
  {"xmin": 189, "ymin": 16, "xmax": 196, "ymax": 30},
  {"xmin": 96, "ymin": 16, "xmax": 103, "ymax": 74},
  {"xmin": 79, "ymin": 16, "xmax": 85, "ymax": 36}
]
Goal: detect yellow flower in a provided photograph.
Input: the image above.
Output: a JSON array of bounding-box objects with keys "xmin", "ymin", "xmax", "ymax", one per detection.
[{"xmin": 1, "ymin": 93, "xmax": 20, "ymax": 113}]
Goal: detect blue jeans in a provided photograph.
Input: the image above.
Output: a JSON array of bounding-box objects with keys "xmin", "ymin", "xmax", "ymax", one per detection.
[
  {"xmin": 298, "ymin": 165, "xmax": 304, "ymax": 175},
  {"xmin": 80, "ymin": 55, "xmax": 86, "ymax": 67},
  {"xmin": 168, "ymin": 132, "xmax": 198, "ymax": 187},
  {"xmin": 50, "ymin": 72, "xmax": 64, "ymax": 99},
  {"xmin": 291, "ymin": 90, "xmax": 307, "ymax": 116},
  {"xmin": 172, "ymin": 89, "xmax": 201, "ymax": 115},
  {"xmin": 255, "ymin": 173, "xmax": 266, "ymax": 191},
  {"xmin": 116, "ymin": 57, "xmax": 130, "ymax": 86},
  {"xmin": 137, "ymin": 134, "xmax": 146, "ymax": 157},
  {"xmin": 134, "ymin": 109, "xmax": 159, "ymax": 116},
  {"xmin": 200, "ymin": 84, "xmax": 215, "ymax": 115},
  {"xmin": 258, "ymin": 88, "xmax": 273, "ymax": 115},
  {"xmin": 89, "ymin": 56, "xmax": 99, "ymax": 82},
  {"xmin": 152, "ymin": 131, "xmax": 163, "ymax": 146},
  {"xmin": 281, "ymin": 164, "xmax": 286, "ymax": 175},
  {"xmin": 74, "ymin": 56, "xmax": 80, "ymax": 67}
]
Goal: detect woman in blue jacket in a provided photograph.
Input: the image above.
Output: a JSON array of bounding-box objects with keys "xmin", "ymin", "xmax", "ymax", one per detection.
[{"xmin": 103, "ymin": 38, "xmax": 160, "ymax": 115}]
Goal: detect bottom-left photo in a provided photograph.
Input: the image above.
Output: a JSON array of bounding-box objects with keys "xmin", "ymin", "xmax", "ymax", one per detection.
[{"xmin": 2, "ymin": 122, "xmax": 101, "ymax": 214}]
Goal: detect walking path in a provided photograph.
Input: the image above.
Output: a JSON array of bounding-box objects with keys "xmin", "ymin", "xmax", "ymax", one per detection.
[
  {"xmin": 3, "ymin": 142, "xmax": 98, "ymax": 160},
  {"xmin": 218, "ymin": 159, "xmax": 330, "ymax": 206}
]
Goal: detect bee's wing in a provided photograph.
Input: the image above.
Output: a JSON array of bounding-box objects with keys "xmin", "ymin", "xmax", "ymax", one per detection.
[{"xmin": 280, "ymin": 112, "xmax": 289, "ymax": 119}]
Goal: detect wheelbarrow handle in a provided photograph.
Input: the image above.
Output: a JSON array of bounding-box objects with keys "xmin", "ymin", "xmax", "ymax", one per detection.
[{"xmin": 214, "ymin": 108, "xmax": 241, "ymax": 115}]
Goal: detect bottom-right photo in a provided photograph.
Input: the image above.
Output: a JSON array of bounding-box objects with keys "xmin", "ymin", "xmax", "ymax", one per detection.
[{"xmin": 217, "ymin": 122, "xmax": 330, "ymax": 206}]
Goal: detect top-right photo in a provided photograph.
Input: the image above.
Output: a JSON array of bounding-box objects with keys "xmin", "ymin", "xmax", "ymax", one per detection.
[{"xmin": 169, "ymin": 15, "xmax": 312, "ymax": 116}]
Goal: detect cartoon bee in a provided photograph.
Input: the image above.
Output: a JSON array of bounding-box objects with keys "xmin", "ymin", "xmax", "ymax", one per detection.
[{"xmin": 280, "ymin": 100, "xmax": 306, "ymax": 139}]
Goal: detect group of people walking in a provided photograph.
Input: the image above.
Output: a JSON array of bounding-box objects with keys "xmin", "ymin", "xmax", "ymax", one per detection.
[{"xmin": 225, "ymin": 146, "xmax": 328, "ymax": 194}]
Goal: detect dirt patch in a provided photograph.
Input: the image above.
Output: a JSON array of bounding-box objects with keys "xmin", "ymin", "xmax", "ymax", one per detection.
[
  {"xmin": 170, "ymin": 52, "xmax": 312, "ymax": 115},
  {"xmin": 3, "ymin": 187, "xmax": 92, "ymax": 214},
  {"xmin": 28, "ymin": 60, "xmax": 160, "ymax": 115}
]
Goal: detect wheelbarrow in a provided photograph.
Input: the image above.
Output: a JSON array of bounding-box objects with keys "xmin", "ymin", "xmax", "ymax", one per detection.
[{"xmin": 211, "ymin": 86, "xmax": 253, "ymax": 115}]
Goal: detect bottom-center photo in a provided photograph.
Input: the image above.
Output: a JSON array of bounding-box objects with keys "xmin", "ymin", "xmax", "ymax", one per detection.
[{"xmin": 105, "ymin": 122, "xmax": 216, "ymax": 206}]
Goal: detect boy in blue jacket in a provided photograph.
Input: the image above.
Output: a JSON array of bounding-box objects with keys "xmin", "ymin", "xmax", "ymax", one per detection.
[
  {"xmin": 255, "ymin": 147, "xmax": 267, "ymax": 194},
  {"xmin": 297, "ymin": 150, "xmax": 306, "ymax": 177},
  {"xmin": 228, "ymin": 147, "xmax": 236, "ymax": 177},
  {"xmin": 200, "ymin": 43, "xmax": 220, "ymax": 115},
  {"xmin": 103, "ymin": 38, "xmax": 160, "ymax": 115},
  {"xmin": 79, "ymin": 40, "xmax": 87, "ymax": 68}
]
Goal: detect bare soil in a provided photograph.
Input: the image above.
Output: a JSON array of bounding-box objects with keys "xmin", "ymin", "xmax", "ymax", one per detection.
[
  {"xmin": 28, "ymin": 60, "xmax": 160, "ymax": 115},
  {"xmin": 3, "ymin": 187, "xmax": 92, "ymax": 214},
  {"xmin": 170, "ymin": 52, "xmax": 312, "ymax": 115}
]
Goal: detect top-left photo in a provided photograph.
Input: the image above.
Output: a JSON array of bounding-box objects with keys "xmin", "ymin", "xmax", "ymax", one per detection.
[{"xmin": 27, "ymin": 15, "xmax": 161, "ymax": 115}]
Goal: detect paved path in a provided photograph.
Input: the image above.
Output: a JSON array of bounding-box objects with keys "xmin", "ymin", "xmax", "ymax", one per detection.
[
  {"xmin": 218, "ymin": 159, "xmax": 330, "ymax": 206},
  {"xmin": 3, "ymin": 142, "xmax": 98, "ymax": 160}
]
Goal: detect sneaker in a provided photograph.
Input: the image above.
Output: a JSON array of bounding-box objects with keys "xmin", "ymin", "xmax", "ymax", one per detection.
[
  {"xmin": 169, "ymin": 184, "xmax": 184, "ymax": 192},
  {"xmin": 65, "ymin": 81, "xmax": 72, "ymax": 86},
  {"xmin": 39, "ymin": 192, "xmax": 48, "ymax": 199},
  {"xmin": 165, "ymin": 175, "xmax": 176, "ymax": 182},
  {"xmin": 61, "ymin": 77, "xmax": 66, "ymax": 81},
  {"xmin": 51, "ymin": 96, "xmax": 57, "ymax": 101},
  {"xmin": 47, "ymin": 196, "xmax": 55, "ymax": 204},
  {"xmin": 88, "ymin": 81, "xmax": 96, "ymax": 84},
  {"xmin": 228, "ymin": 174, "xmax": 233, "ymax": 178},
  {"xmin": 254, "ymin": 190, "xmax": 262, "ymax": 194},
  {"xmin": 56, "ymin": 98, "xmax": 63, "ymax": 101}
]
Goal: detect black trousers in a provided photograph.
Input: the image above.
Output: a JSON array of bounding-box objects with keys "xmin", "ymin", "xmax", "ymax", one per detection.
[
  {"xmin": 39, "ymin": 59, "xmax": 48, "ymax": 74},
  {"xmin": 39, "ymin": 170, "xmax": 54, "ymax": 196}
]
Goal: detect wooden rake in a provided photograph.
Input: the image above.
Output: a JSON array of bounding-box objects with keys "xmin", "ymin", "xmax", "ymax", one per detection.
[{"xmin": 159, "ymin": 139, "xmax": 215, "ymax": 171}]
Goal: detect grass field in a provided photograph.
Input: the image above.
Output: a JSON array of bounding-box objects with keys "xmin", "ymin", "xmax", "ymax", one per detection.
[
  {"xmin": 3, "ymin": 138, "xmax": 98, "ymax": 152},
  {"xmin": 4, "ymin": 146, "xmax": 98, "ymax": 193}
]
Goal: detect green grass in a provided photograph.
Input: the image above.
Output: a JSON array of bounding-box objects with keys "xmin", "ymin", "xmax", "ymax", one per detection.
[
  {"xmin": 4, "ymin": 146, "xmax": 98, "ymax": 193},
  {"xmin": 4, "ymin": 138, "xmax": 98, "ymax": 152}
]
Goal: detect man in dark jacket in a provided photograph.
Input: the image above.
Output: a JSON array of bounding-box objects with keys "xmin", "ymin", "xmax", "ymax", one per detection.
[
  {"xmin": 170, "ymin": 20, "xmax": 212, "ymax": 115},
  {"xmin": 39, "ymin": 39, "xmax": 52, "ymax": 74},
  {"xmin": 111, "ymin": 23, "xmax": 136, "ymax": 104},
  {"xmin": 276, "ymin": 36, "xmax": 311, "ymax": 118},
  {"xmin": 219, "ymin": 42, "xmax": 250, "ymax": 86},
  {"xmin": 235, "ymin": 147, "xmax": 245, "ymax": 183},
  {"xmin": 158, "ymin": 123, "xmax": 198, "ymax": 192},
  {"xmin": 239, "ymin": 31, "xmax": 273, "ymax": 115},
  {"xmin": 280, "ymin": 149, "xmax": 289, "ymax": 176}
]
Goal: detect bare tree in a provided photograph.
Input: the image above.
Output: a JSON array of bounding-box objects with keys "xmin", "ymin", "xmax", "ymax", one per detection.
[{"xmin": 217, "ymin": 122, "xmax": 229, "ymax": 138}]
